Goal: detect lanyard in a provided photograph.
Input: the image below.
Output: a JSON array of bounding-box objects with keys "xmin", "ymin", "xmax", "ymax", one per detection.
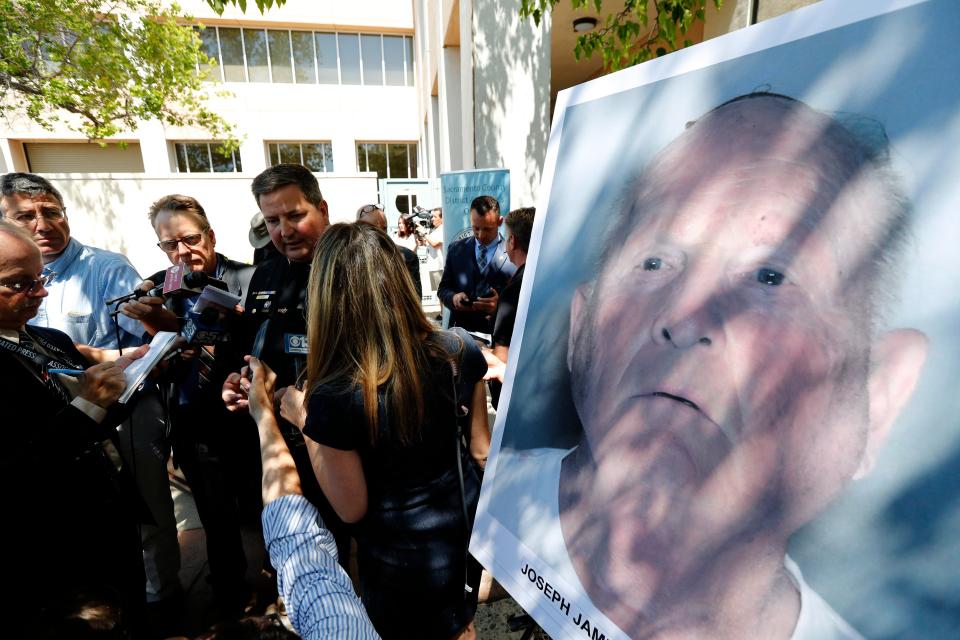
[{"xmin": 0, "ymin": 334, "xmax": 81, "ymax": 402}]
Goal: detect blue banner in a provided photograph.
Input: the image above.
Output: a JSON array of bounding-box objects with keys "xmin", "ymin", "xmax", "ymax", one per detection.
[{"xmin": 439, "ymin": 168, "xmax": 510, "ymax": 249}]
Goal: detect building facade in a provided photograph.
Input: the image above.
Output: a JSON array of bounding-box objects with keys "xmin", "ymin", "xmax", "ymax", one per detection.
[
  {"xmin": 0, "ymin": 0, "xmax": 420, "ymax": 274},
  {"xmin": 0, "ymin": 0, "xmax": 817, "ymax": 275}
]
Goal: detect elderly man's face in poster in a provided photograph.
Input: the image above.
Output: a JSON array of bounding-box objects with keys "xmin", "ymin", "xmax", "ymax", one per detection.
[{"xmin": 562, "ymin": 96, "xmax": 927, "ymax": 630}]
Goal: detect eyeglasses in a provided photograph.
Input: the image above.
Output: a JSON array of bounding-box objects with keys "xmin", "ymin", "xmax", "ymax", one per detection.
[
  {"xmin": 8, "ymin": 206, "xmax": 66, "ymax": 226},
  {"xmin": 157, "ymin": 232, "xmax": 205, "ymax": 253},
  {"xmin": 0, "ymin": 273, "xmax": 53, "ymax": 294},
  {"xmin": 359, "ymin": 204, "xmax": 381, "ymax": 214}
]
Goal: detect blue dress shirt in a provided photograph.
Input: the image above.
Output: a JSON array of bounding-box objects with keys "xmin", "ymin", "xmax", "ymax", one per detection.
[
  {"xmin": 263, "ymin": 494, "xmax": 381, "ymax": 639},
  {"xmin": 474, "ymin": 235, "xmax": 502, "ymax": 271},
  {"xmin": 29, "ymin": 238, "xmax": 144, "ymax": 349}
]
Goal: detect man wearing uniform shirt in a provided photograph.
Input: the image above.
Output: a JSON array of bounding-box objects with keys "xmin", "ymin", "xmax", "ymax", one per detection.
[
  {"xmin": 119, "ymin": 194, "xmax": 259, "ymax": 615},
  {"xmin": 222, "ymin": 163, "xmax": 349, "ymax": 560}
]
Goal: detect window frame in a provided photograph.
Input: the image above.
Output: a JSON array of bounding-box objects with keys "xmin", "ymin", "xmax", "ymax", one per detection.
[
  {"xmin": 356, "ymin": 141, "xmax": 418, "ymax": 180},
  {"xmin": 172, "ymin": 142, "xmax": 243, "ymax": 174},
  {"xmin": 266, "ymin": 141, "xmax": 334, "ymax": 173},
  {"xmin": 194, "ymin": 25, "xmax": 414, "ymax": 88}
]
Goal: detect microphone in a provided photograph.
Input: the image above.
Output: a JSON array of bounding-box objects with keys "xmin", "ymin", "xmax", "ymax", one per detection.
[
  {"xmin": 181, "ymin": 284, "xmax": 243, "ymax": 345},
  {"xmin": 182, "ymin": 270, "xmax": 228, "ymax": 292},
  {"xmin": 105, "ymin": 265, "xmax": 228, "ymax": 306},
  {"xmin": 182, "ymin": 306, "xmax": 232, "ymax": 345}
]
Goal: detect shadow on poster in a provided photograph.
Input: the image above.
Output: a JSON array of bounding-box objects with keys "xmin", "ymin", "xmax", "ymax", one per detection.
[{"xmin": 470, "ymin": 1, "xmax": 960, "ymax": 639}]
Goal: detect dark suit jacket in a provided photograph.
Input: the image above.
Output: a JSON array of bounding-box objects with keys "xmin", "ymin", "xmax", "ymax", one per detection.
[
  {"xmin": 438, "ymin": 235, "xmax": 516, "ymax": 333},
  {"xmin": 1, "ymin": 326, "xmax": 144, "ymax": 621}
]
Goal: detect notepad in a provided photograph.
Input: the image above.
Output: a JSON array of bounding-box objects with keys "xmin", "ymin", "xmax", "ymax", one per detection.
[{"xmin": 118, "ymin": 331, "xmax": 179, "ymax": 403}]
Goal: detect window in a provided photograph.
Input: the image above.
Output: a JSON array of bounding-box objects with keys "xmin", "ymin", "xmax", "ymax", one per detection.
[
  {"xmin": 174, "ymin": 143, "xmax": 242, "ymax": 173},
  {"xmin": 244, "ymin": 28, "xmax": 270, "ymax": 82},
  {"xmin": 267, "ymin": 142, "xmax": 333, "ymax": 172},
  {"xmin": 196, "ymin": 26, "xmax": 414, "ymax": 87},
  {"xmin": 338, "ymin": 33, "xmax": 361, "ymax": 85},
  {"xmin": 357, "ymin": 142, "xmax": 417, "ymax": 180},
  {"xmin": 383, "ymin": 36, "xmax": 405, "ymax": 87},
  {"xmin": 218, "ymin": 27, "xmax": 246, "ymax": 82},
  {"xmin": 315, "ymin": 32, "xmax": 338, "ymax": 83},
  {"xmin": 291, "ymin": 31, "xmax": 316, "ymax": 83},
  {"xmin": 268, "ymin": 30, "xmax": 293, "ymax": 83},
  {"xmin": 360, "ymin": 35, "xmax": 383, "ymax": 86},
  {"xmin": 198, "ymin": 27, "xmax": 220, "ymax": 80}
]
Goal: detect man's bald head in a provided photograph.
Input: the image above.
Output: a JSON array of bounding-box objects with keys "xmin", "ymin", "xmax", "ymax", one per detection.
[
  {"xmin": 0, "ymin": 219, "xmax": 46, "ymax": 330},
  {"xmin": 357, "ymin": 205, "xmax": 387, "ymax": 231},
  {"xmin": 598, "ymin": 93, "xmax": 908, "ymax": 327}
]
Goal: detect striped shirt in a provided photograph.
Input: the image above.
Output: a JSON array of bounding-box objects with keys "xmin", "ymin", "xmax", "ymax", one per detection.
[{"xmin": 262, "ymin": 494, "xmax": 381, "ymax": 639}]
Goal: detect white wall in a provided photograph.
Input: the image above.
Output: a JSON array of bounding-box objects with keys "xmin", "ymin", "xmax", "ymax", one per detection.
[
  {"xmin": 472, "ymin": 0, "xmax": 550, "ymax": 209},
  {"xmin": 0, "ymin": 0, "xmax": 418, "ymax": 274},
  {"xmin": 47, "ymin": 173, "xmax": 378, "ymax": 276}
]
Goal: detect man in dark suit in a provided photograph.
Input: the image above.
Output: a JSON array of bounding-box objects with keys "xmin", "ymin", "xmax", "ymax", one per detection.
[
  {"xmin": 118, "ymin": 194, "xmax": 261, "ymax": 616},
  {"xmin": 357, "ymin": 203, "xmax": 423, "ymax": 299},
  {"xmin": 0, "ymin": 220, "xmax": 146, "ymax": 633},
  {"xmin": 438, "ymin": 195, "xmax": 516, "ymax": 333}
]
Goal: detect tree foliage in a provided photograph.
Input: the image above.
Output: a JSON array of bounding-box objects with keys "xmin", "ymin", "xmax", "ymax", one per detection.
[
  {"xmin": 0, "ymin": 0, "xmax": 238, "ymax": 146},
  {"xmin": 205, "ymin": 0, "xmax": 284, "ymax": 14},
  {"xmin": 521, "ymin": 0, "xmax": 722, "ymax": 71}
]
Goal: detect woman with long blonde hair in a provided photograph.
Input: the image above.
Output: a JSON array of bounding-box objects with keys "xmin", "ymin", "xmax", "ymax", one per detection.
[{"xmin": 249, "ymin": 222, "xmax": 489, "ymax": 639}]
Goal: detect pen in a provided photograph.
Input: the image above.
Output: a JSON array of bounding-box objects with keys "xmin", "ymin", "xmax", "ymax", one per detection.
[{"xmin": 47, "ymin": 368, "xmax": 86, "ymax": 376}]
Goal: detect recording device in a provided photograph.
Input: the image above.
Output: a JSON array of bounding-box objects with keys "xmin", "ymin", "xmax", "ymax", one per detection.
[
  {"xmin": 181, "ymin": 307, "xmax": 228, "ymax": 345},
  {"xmin": 401, "ymin": 205, "xmax": 434, "ymax": 238},
  {"xmin": 106, "ymin": 264, "xmax": 228, "ymax": 306},
  {"xmin": 181, "ymin": 285, "xmax": 243, "ymax": 345}
]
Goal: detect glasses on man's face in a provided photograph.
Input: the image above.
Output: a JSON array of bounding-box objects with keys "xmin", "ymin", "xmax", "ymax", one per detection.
[
  {"xmin": 359, "ymin": 204, "xmax": 380, "ymax": 214},
  {"xmin": 9, "ymin": 206, "xmax": 66, "ymax": 227},
  {"xmin": 0, "ymin": 273, "xmax": 53, "ymax": 294},
  {"xmin": 157, "ymin": 232, "xmax": 204, "ymax": 253}
]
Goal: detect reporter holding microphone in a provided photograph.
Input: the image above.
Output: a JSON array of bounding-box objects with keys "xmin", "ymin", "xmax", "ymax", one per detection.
[{"xmin": 119, "ymin": 194, "xmax": 261, "ymax": 617}]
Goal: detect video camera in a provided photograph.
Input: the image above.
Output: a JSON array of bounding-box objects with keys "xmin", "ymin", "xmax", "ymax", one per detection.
[{"xmin": 401, "ymin": 205, "xmax": 434, "ymax": 238}]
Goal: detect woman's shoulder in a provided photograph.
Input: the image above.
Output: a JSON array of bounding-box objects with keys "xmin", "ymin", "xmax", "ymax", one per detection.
[
  {"xmin": 428, "ymin": 327, "xmax": 472, "ymax": 356},
  {"xmin": 427, "ymin": 328, "xmax": 485, "ymax": 381},
  {"xmin": 307, "ymin": 382, "xmax": 363, "ymax": 415}
]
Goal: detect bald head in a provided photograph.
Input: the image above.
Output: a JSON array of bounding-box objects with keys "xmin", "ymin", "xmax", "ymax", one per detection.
[
  {"xmin": 0, "ymin": 219, "xmax": 46, "ymax": 330},
  {"xmin": 357, "ymin": 205, "xmax": 387, "ymax": 231},
  {"xmin": 599, "ymin": 93, "xmax": 907, "ymax": 326}
]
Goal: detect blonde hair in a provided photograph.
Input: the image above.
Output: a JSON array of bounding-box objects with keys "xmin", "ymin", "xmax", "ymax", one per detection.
[
  {"xmin": 147, "ymin": 194, "xmax": 211, "ymax": 231},
  {"xmin": 305, "ymin": 223, "xmax": 441, "ymax": 444}
]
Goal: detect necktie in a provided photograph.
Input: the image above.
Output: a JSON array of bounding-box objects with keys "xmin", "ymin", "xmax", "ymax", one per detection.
[{"xmin": 478, "ymin": 243, "xmax": 488, "ymax": 272}]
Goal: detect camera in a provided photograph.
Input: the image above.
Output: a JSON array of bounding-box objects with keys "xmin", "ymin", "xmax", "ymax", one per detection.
[{"xmin": 401, "ymin": 206, "xmax": 434, "ymax": 238}]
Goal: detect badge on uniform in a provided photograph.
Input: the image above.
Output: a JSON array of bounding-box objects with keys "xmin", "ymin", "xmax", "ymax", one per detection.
[{"xmin": 284, "ymin": 333, "xmax": 308, "ymax": 354}]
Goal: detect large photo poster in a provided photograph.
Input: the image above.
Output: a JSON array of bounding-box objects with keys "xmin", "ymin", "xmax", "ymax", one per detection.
[{"xmin": 471, "ymin": 1, "xmax": 960, "ymax": 639}]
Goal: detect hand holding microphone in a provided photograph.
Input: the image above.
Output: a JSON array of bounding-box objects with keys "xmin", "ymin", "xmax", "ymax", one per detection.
[{"xmin": 118, "ymin": 279, "xmax": 180, "ymax": 335}]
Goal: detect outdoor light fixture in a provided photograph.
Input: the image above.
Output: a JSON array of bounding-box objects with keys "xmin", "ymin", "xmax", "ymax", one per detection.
[{"xmin": 572, "ymin": 17, "xmax": 598, "ymax": 32}]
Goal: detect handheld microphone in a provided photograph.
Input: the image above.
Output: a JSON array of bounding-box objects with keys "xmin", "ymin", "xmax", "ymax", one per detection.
[
  {"xmin": 182, "ymin": 306, "xmax": 232, "ymax": 345},
  {"xmin": 105, "ymin": 266, "xmax": 229, "ymax": 307},
  {"xmin": 181, "ymin": 270, "xmax": 229, "ymax": 293},
  {"xmin": 181, "ymin": 284, "xmax": 241, "ymax": 345}
]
